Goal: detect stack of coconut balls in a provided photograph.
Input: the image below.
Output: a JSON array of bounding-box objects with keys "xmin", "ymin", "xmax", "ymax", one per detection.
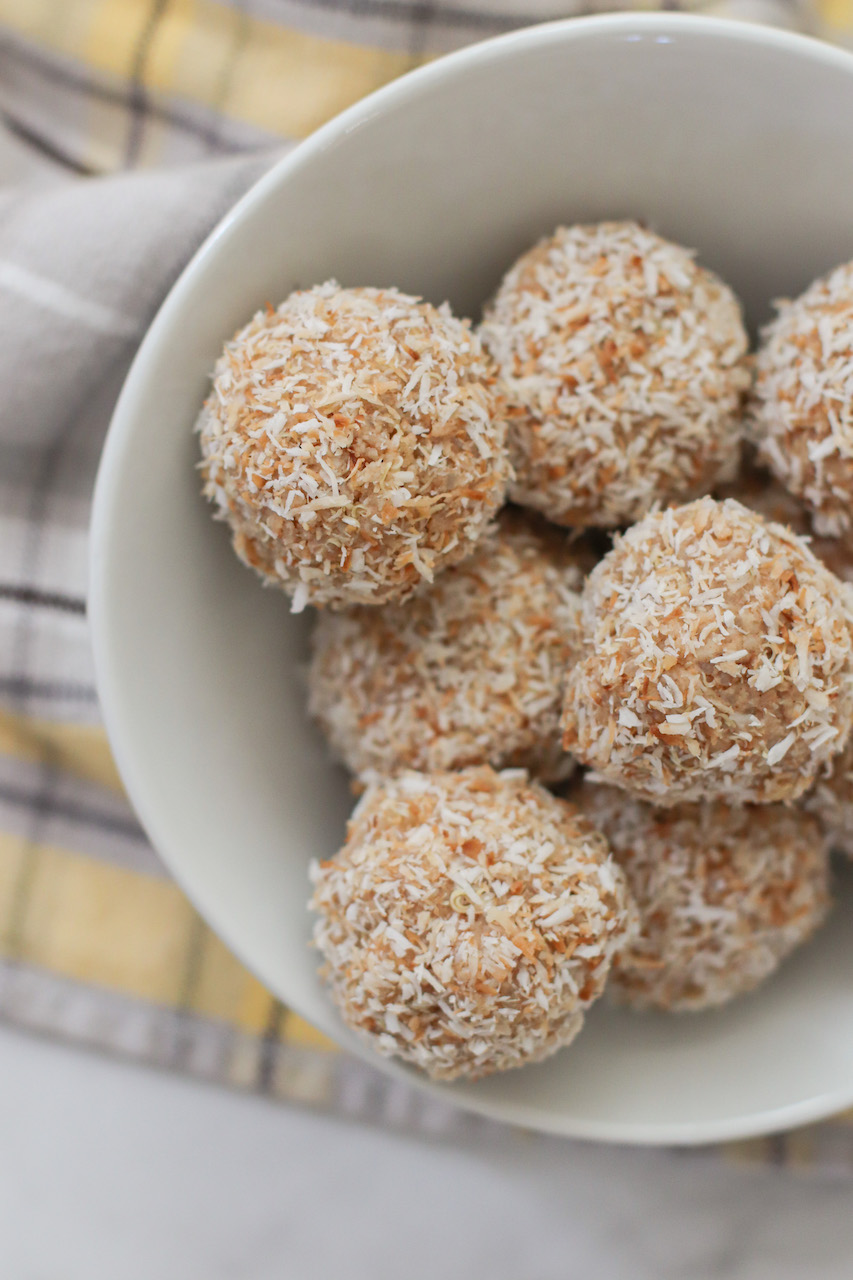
[{"xmin": 198, "ymin": 222, "xmax": 853, "ymax": 1083}]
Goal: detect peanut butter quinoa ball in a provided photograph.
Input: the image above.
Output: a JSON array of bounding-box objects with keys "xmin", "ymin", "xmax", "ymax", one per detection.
[
  {"xmin": 198, "ymin": 282, "xmax": 510, "ymax": 610},
  {"xmin": 804, "ymin": 735, "xmax": 853, "ymax": 859},
  {"xmin": 753, "ymin": 259, "xmax": 853, "ymax": 538},
  {"xmin": 562, "ymin": 497, "xmax": 853, "ymax": 806},
  {"xmin": 578, "ymin": 782, "xmax": 830, "ymax": 1012},
  {"xmin": 479, "ymin": 222, "xmax": 750, "ymax": 528},
  {"xmin": 308, "ymin": 512, "xmax": 590, "ymax": 783},
  {"xmin": 309, "ymin": 768, "xmax": 636, "ymax": 1081}
]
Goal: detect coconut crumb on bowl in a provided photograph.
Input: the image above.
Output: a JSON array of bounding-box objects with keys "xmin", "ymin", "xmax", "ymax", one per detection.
[
  {"xmin": 562, "ymin": 496, "xmax": 853, "ymax": 806},
  {"xmin": 308, "ymin": 509, "xmax": 591, "ymax": 784},
  {"xmin": 578, "ymin": 780, "xmax": 831, "ymax": 1012},
  {"xmin": 309, "ymin": 767, "xmax": 636, "ymax": 1081},
  {"xmin": 198, "ymin": 282, "xmax": 510, "ymax": 610},
  {"xmin": 479, "ymin": 221, "xmax": 750, "ymax": 529},
  {"xmin": 753, "ymin": 258, "xmax": 853, "ymax": 539}
]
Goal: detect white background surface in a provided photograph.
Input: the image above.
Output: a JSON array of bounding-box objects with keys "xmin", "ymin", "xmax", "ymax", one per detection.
[{"xmin": 2, "ymin": 1025, "xmax": 853, "ymax": 1280}]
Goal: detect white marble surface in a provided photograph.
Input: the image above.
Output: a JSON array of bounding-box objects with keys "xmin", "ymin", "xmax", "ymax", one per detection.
[{"xmin": 1, "ymin": 1023, "xmax": 852, "ymax": 1280}]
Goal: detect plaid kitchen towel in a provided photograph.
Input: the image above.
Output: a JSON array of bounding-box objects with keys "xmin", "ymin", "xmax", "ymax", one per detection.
[{"xmin": 3, "ymin": 0, "xmax": 853, "ymax": 1172}]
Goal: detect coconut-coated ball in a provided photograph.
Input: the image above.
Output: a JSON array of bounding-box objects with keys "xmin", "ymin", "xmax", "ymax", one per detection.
[
  {"xmin": 753, "ymin": 258, "xmax": 853, "ymax": 538},
  {"xmin": 719, "ymin": 456, "xmax": 853, "ymax": 588},
  {"xmin": 199, "ymin": 282, "xmax": 510, "ymax": 610},
  {"xmin": 480, "ymin": 222, "xmax": 749, "ymax": 528},
  {"xmin": 562, "ymin": 497, "xmax": 853, "ymax": 806},
  {"xmin": 804, "ymin": 734, "xmax": 853, "ymax": 859},
  {"xmin": 310, "ymin": 768, "xmax": 636, "ymax": 1081},
  {"xmin": 308, "ymin": 511, "xmax": 590, "ymax": 783},
  {"xmin": 578, "ymin": 782, "xmax": 830, "ymax": 1012}
]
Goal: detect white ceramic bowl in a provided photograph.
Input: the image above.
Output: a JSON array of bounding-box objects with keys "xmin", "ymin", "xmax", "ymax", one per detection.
[{"xmin": 91, "ymin": 13, "xmax": 853, "ymax": 1145}]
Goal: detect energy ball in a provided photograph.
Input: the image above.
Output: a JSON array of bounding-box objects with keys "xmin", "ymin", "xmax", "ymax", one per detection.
[
  {"xmin": 480, "ymin": 221, "xmax": 750, "ymax": 528},
  {"xmin": 804, "ymin": 735, "xmax": 853, "ymax": 859},
  {"xmin": 562, "ymin": 497, "xmax": 853, "ymax": 806},
  {"xmin": 578, "ymin": 782, "xmax": 830, "ymax": 1012},
  {"xmin": 753, "ymin": 258, "xmax": 853, "ymax": 538},
  {"xmin": 198, "ymin": 282, "xmax": 510, "ymax": 610},
  {"xmin": 308, "ymin": 512, "xmax": 589, "ymax": 783},
  {"xmin": 310, "ymin": 768, "xmax": 636, "ymax": 1081}
]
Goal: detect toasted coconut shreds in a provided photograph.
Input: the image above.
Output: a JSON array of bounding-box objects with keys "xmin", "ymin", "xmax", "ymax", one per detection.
[
  {"xmin": 562, "ymin": 497, "xmax": 853, "ymax": 806},
  {"xmin": 309, "ymin": 768, "xmax": 637, "ymax": 1081},
  {"xmin": 308, "ymin": 511, "xmax": 590, "ymax": 784},
  {"xmin": 804, "ymin": 734, "xmax": 853, "ymax": 859},
  {"xmin": 718, "ymin": 455, "xmax": 853, "ymax": 587},
  {"xmin": 479, "ymin": 221, "xmax": 750, "ymax": 529},
  {"xmin": 716, "ymin": 454, "xmax": 810, "ymax": 534},
  {"xmin": 578, "ymin": 782, "xmax": 830, "ymax": 1012},
  {"xmin": 753, "ymin": 259, "xmax": 853, "ymax": 538},
  {"xmin": 198, "ymin": 282, "xmax": 510, "ymax": 610}
]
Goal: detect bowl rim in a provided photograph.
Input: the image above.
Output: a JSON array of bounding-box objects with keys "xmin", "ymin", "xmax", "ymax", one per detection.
[{"xmin": 90, "ymin": 10, "xmax": 853, "ymax": 1146}]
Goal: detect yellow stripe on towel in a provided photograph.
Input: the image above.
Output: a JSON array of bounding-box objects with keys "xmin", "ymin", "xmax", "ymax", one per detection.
[
  {"xmin": 0, "ymin": 708, "xmax": 124, "ymax": 792},
  {"xmin": 282, "ymin": 1011, "xmax": 336, "ymax": 1052},
  {"xmin": 0, "ymin": 0, "xmax": 417, "ymax": 141},
  {"xmin": 0, "ymin": 831, "xmax": 336, "ymax": 1047},
  {"xmin": 5, "ymin": 837, "xmax": 195, "ymax": 1003},
  {"xmin": 818, "ymin": 0, "xmax": 853, "ymax": 30}
]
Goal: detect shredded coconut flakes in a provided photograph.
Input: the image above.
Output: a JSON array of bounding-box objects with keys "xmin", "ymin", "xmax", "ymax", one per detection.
[
  {"xmin": 803, "ymin": 732, "xmax": 853, "ymax": 859},
  {"xmin": 562, "ymin": 497, "xmax": 853, "ymax": 805},
  {"xmin": 309, "ymin": 768, "xmax": 636, "ymax": 1081},
  {"xmin": 753, "ymin": 258, "xmax": 853, "ymax": 538},
  {"xmin": 308, "ymin": 511, "xmax": 590, "ymax": 783},
  {"xmin": 198, "ymin": 282, "xmax": 510, "ymax": 609},
  {"xmin": 579, "ymin": 781, "xmax": 830, "ymax": 1011},
  {"xmin": 479, "ymin": 222, "xmax": 749, "ymax": 529}
]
